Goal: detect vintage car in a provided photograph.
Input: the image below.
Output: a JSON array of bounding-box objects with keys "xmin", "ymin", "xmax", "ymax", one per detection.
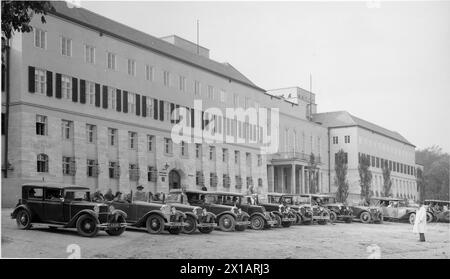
[
  {"xmin": 212, "ymin": 192, "xmax": 276, "ymax": 230},
  {"xmin": 185, "ymin": 190, "xmax": 251, "ymax": 232},
  {"xmin": 254, "ymin": 193, "xmax": 297, "ymax": 227},
  {"xmin": 165, "ymin": 189, "xmax": 217, "ymax": 234},
  {"xmin": 11, "ymin": 183, "xmax": 127, "ymax": 237},
  {"xmin": 425, "ymin": 200, "xmax": 450, "ymax": 223},
  {"xmin": 297, "ymin": 194, "xmax": 331, "ymax": 225},
  {"xmin": 105, "ymin": 192, "xmax": 188, "ymax": 234},
  {"xmin": 371, "ymin": 197, "xmax": 432, "ymax": 224},
  {"xmin": 349, "ymin": 199, "xmax": 384, "ymax": 224},
  {"xmin": 316, "ymin": 194, "xmax": 353, "ymax": 223}
]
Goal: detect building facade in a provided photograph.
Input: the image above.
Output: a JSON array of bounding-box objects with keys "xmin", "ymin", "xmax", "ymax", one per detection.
[{"xmin": 313, "ymin": 111, "xmax": 419, "ymax": 202}]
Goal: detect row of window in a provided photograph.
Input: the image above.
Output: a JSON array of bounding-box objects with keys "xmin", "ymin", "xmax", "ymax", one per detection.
[
  {"xmin": 358, "ymin": 153, "xmax": 416, "ymax": 176},
  {"xmin": 32, "ymin": 28, "xmax": 255, "ymax": 106},
  {"xmin": 30, "ymin": 66, "xmax": 267, "ymax": 144},
  {"xmin": 332, "ymin": 135, "xmax": 351, "ymax": 144},
  {"xmin": 195, "ymin": 171, "xmax": 263, "ymax": 188}
]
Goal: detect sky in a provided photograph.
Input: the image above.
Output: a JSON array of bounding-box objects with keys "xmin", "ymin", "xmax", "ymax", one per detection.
[{"xmin": 79, "ymin": 0, "xmax": 450, "ymax": 152}]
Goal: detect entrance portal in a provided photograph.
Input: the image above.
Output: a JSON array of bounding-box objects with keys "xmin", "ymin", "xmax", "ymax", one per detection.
[{"xmin": 168, "ymin": 169, "xmax": 181, "ymax": 190}]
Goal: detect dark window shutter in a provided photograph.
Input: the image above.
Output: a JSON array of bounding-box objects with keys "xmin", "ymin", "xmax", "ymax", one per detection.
[
  {"xmin": 202, "ymin": 111, "xmax": 205, "ymax": 130},
  {"xmin": 28, "ymin": 66, "xmax": 35, "ymax": 93},
  {"xmin": 191, "ymin": 108, "xmax": 195, "ymax": 128},
  {"xmin": 72, "ymin": 77, "xmax": 78, "ymax": 102},
  {"xmin": 102, "ymin": 85, "xmax": 108, "ymax": 109},
  {"xmin": 159, "ymin": 100, "xmax": 164, "ymax": 121},
  {"xmin": 141, "ymin": 96, "xmax": 147, "ymax": 117},
  {"xmin": 79, "ymin": 79, "xmax": 86, "ymax": 104},
  {"xmin": 46, "ymin": 71, "xmax": 53, "ymax": 97},
  {"xmin": 170, "ymin": 103, "xmax": 175, "ymax": 123},
  {"xmin": 175, "ymin": 104, "xmax": 180, "ymax": 123},
  {"xmin": 135, "ymin": 94, "xmax": 140, "ymax": 116},
  {"xmin": 116, "ymin": 89, "xmax": 121, "ymax": 112},
  {"xmin": 55, "ymin": 73, "xmax": 62, "ymax": 99},
  {"xmin": 153, "ymin": 98, "xmax": 158, "ymax": 120},
  {"xmin": 95, "ymin": 83, "xmax": 100, "ymax": 107},
  {"xmin": 123, "ymin": 91, "xmax": 128, "ymax": 113}
]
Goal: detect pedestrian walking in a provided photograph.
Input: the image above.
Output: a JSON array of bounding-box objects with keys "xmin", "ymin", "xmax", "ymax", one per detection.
[{"xmin": 413, "ymin": 201, "xmax": 427, "ymax": 242}]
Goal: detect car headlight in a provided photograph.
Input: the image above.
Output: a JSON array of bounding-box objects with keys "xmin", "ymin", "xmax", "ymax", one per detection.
[
  {"xmin": 171, "ymin": 206, "xmax": 177, "ymax": 215},
  {"xmin": 203, "ymin": 208, "xmax": 208, "ymax": 216},
  {"xmin": 238, "ymin": 208, "xmax": 242, "ymax": 215},
  {"xmin": 93, "ymin": 205, "xmax": 99, "ymax": 214},
  {"xmin": 108, "ymin": 205, "xmax": 115, "ymax": 213},
  {"xmin": 160, "ymin": 205, "xmax": 171, "ymax": 215}
]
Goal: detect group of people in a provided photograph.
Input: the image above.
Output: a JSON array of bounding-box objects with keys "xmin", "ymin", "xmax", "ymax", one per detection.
[
  {"xmin": 428, "ymin": 202, "xmax": 448, "ymax": 212},
  {"xmin": 91, "ymin": 185, "xmax": 166, "ymax": 203}
]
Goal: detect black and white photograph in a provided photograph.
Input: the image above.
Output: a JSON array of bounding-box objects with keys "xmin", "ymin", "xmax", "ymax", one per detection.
[{"xmin": 0, "ymin": 0, "xmax": 449, "ymax": 264}]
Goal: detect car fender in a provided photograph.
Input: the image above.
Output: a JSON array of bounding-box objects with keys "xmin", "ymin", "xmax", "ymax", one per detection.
[
  {"xmin": 176, "ymin": 210, "xmax": 187, "ymax": 220},
  {"xmin": 11, "ymin": 204, "xmax": 32, "ymax": 219},
  {"xmin": 66, "ymin": 209, "xmax": 100, "ymax": 228},
  {"xmin": 204, "ymin": 212, "xmax": 217, "ymax": 222},
  {"xmin": 137, "ymin": 210, "xmax": 168, "ymax": 226},
  {"xmin": 110, "ymin": 209, "xmax": 127, "ymax": 220},
  {"xmin": 184, "ymin": 211, "xmax": 198, "ymax": 220},
  {"xmin": 250, "ymin": 211, "xmax": 266, "ymax": 220},
  {"xmin": 271, "ymin": 211, "xmax": 282, "ymax": 218},
  {"xmin": 240, "ymin": 211, "xmax": 250, "ymax": 220},
  {"xmin": 216, "ymin": 211, "xmax": 238, "ymax": 220}
]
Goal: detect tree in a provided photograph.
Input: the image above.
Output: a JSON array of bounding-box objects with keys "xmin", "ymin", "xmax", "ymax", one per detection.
[
  {"xmin": 308, "ymin": 153, "xmax": 319, "ymax": 193},
  {"xmin": 358, "ymin": 155, "xmax": 372, "ymax": 203},
  {"xmin": 334, "ymin": 149, "xmax": 349, "ymax": 203},
  {"xmin": 1, "ymin": 1, "xmax": 55, "ymax": 40},
  {"xmin": 416, "ymin": 167, "xmax": 425, "ymax": 202},
  {"xmin": 381, "ymin": 162, "xmax": 392, "ymax": 197},
  {"xmin": 416, "ymin": 146, "xmax": 450, "ymax": 200}
]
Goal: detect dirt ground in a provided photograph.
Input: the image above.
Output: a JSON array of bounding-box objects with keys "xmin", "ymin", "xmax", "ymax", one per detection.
[{"xmin": 1, "ymin": 208, "xmax": 449, "ymax": 259}]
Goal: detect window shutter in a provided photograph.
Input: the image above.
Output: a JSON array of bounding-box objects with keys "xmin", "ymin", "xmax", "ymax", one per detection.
[
  {"xmin": 102, "ymin": 85, "xmax": 108, "ymax": 109},
  {"xmin": 191, "ymin": 108, "xmax": 195, "ymax": 128},
  {"xmin": 116, "ymin": 89, "xmax": 121, "ymax": 112},
  {"xmin": 95, "ymin": 83, "xmax": 100, "ymax": 107},
  {"xmin": 123, "ymin": 91, "xmax": 128, "ymax": 113},
  {"xmin": 175, "ymin": 104, "xmax": 180, "ymax": 123},
  {"xmin": 69, "ymin": 157, "xmax": 76, "ymax": 175},
  {"xmin": 153, "ymin": 98, "xmax": 158, "ymax": 120},
  {"xmin": 72, "ymin": 77, "xmax": 78, "ymax": 102},
  {"xmin": 46, "ymin": 71, "xmax": 53, "ymax": 97},
  {"xmin": 159, "ymin": 100, "xmax": 164, "ymax": 121},
  {"xmin": 141, "ymin": 96, "xmax": 147, "ymax": 117},
  {"xmin": 79, "ymin": 79, "xmax": 86, "ymax": 104},
  {"xmin": 28, "ymin": 66, "xmax": 35, "ymax": 93},
  {"xmin": 55, "ymin": 73, "xmax": 62, "ymax": 99},
  {"xmin": 114, "ymin": 164, "xmax": 121, "ymax": 178},
  {"xmin": 135, "ymin": 94, "xmax": 140, "ymax": 116},
  {"xmin": 170, "ymin": 103, "xmax": 175, "ymax": 123}
]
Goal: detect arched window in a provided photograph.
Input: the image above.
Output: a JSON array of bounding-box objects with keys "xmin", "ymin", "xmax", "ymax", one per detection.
[
  {"xmin": 258, "ymin": 178, "xmax": 263, "ymax": 187},
  {"xmin": 37, "ymin": 153, "xmax": 49, "ymax": 172}
]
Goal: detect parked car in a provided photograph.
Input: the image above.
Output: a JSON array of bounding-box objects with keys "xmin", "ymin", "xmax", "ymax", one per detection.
[
  {"xmin": 297, "ymin": 194, "xmax": 331, "ymax": 225},
  {"xmin": 316, "ymin": 194, "xmax": 353, "ymax": 223},
  {"xmin": 254, "ymin": 193, "xmax": 297, "ymax": 227},
  {"xmin": 165, "ymin": 189, "xmax": 217, "ymax": 234},
  {"xmin": 371, "ymin": 197, "xmax": 432, "ymax": 224},
  {"xmin": 105, "ymin": 193, "xmax": 188, "ymax": 234},
  {"xmin": 425, "ymin": 200, "xmax": 450, "ymax": 223},
  {"xmin": 213, "ymin": 192, "xmax": 276, "ymax": 230},
  {"xmin": 185, "ymin": 190, "xmax": 250, "ymax": 232},
  {"xmin": 11, "ymin": 183, "xmax": 127, "ymax": 237},
  {"xmin": 349, "ymin": 199, "xmax": 383, "ymax": 224}
]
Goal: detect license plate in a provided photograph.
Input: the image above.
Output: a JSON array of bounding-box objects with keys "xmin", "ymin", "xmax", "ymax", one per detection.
[{"xmin": 108, "ymin": 223, "xmax": 121, "ymax": 228}]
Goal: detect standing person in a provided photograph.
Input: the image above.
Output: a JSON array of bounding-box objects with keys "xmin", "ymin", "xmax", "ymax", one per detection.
[
  {"xmin": 413, "ymin": 201, "xmax": 427, "ymax": 242},
  {"xmin": 104, "ymin": 188, "xmax": 114, "ymax": 201}
]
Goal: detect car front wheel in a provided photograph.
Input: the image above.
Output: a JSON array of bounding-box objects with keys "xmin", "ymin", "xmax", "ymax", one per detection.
[
  {"xmin": 409, "ymin": 213, "xmax": 416, "ymax": 224},
  {"xmin": 360, "ymin": 212, "xmax": 371, "ymax": 224},
  {"xmin": 146, "ymin": 214, "xmax": 165, "ymax": 234},
  {"xmin": 272, "ymin": 214, "xmax": 282, "ymax": 228},
  {"xmin": 426, "ymin": 212, "xmax": 434, "ymax": 223},
  {"xmin": 182, "ymin": 215, "xmax": 197, "ymax": 234},
  {"xmin": 218, "ymin": 214, "xmax": 235, "ymax": 232},
  {"xmin": 106, "ymin": 215, "xmax": 126, "ymax": 236},
  {"xmin": 250, "ymin": 215, "xmax": 265, "ymax": 230},
  {"xmin": 16, "ymin": 209, "xmax": 32, "ymax": 230},
  {"xmin": 329, "ymin": 211, "xmax": 337, "ymax": 223},
  {"xmin": 76, "ymin": 214, "xmax": 99, "ymax": 237}
]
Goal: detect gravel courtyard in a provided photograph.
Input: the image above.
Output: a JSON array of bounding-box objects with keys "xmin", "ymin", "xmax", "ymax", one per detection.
[{"xmin": 2, "ymin": 208, "xmax": 449, "ymax": 259}]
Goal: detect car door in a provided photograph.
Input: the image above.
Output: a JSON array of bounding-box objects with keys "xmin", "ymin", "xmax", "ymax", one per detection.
[
  {"xmin": 42, "ymin": 188, "xmax": 64, "ymax": 222},
  {"xmin": 112, "ymin": 201, "xmax": 134, "ymax": 221},
  {"xmin": 25, "ymin": 187, "xmax": 45, "ymax": 221}
]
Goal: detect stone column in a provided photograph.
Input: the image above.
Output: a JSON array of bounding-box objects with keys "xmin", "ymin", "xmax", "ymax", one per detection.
[
  {"xmin": 291, "ymin": 164, "xmax": 296, "ymax": 194},
  {"xmin": 268, "ymin": 165, "xmax": 274, "ymax": 193}
]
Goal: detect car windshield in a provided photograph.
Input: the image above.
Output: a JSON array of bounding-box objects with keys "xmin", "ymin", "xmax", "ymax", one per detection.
[
  {"xmin": 65, "ymin": 190, "xmax": 90, "ymax": 201},
  {"xmin": 298, "ymin": 196, "xmax": 311, "ymax": 205},
  {"xmin": 166, "ymin": 193, "xmax": 181, "ymax": 203},
  {"xmin": 218, "ymin": 195, "xmax": 239, "ymax": 206},
  {"xmin": 267, "ymin": 195, "xmax": 281, "ymax": 204},
  {"xmin": 282, "ymin": 196, "xmax": 294, "ymax": 205},
  {"xmin": 205, "ymin": 195, "xmax": 217, "ymax": 204}
]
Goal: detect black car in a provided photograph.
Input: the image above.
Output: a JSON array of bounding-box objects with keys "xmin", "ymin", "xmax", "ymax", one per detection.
[
  {"xmin": 314, "ymin": 194, "xmax": 353, "ymax": 223},
  {"xmin": 185, "ymin": 190, "xmax": 250, "ymax": 232},
  {"xmin": 213, "ymin": 192, "xmax": 277, "ymax": 230},
  {"xmin": 254, "ymin": 193, "xmax": 297, "ymax": 227},
  {"xmin": 11, "ymin": 183, "xmax": 127, "ymax": 237}
]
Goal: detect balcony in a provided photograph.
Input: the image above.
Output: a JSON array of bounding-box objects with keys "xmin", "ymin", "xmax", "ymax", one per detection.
[{"xmin": 270, "ymin": 152, "xmax": 321, "ymax": 165}]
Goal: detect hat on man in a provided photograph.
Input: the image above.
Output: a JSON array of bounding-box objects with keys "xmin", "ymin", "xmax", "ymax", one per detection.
[{"xmin": 137, "ymin": 185, "xmax": 144, "ymax": 190}]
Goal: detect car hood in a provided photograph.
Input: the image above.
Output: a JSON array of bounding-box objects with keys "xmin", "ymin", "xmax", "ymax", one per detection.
[
  {"xmin": 69, "ymin": 201, "xmax": 107, "ymax": 207},
  {"xmin": 166, "ymin": 202, "xmax": 195, "ymax": 210}
]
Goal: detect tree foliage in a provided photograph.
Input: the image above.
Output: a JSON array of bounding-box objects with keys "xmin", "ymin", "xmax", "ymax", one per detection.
[
  {"xmin": 1, "ymin": 1, "xmax": 55, "ymax": 39},
  {"xmin": 308, "ymin": 153, "xmax": 319, "ymax": 193},
  {"xmin": 358, "ymin": 155, "xmax": 373, "ymax": 203},
  {"xmin": 416, "ymin": 145, "xmax": 449, "ymax": 200},
  {"xmin": 381, "ymin": 162, "xmax": 392, "ymax": 197},
  {"xmin": 334, "ymin": 149, "xmax": 349, "ymax": 202}
]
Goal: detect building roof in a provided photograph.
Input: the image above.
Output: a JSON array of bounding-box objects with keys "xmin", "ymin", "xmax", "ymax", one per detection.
[
  {"xmin": 313, "ymin": 111, "xmax": 415, "ymax": 147},
  {"xmin": 49, "ymin": 1, "xmax": 263, "ymax": 92}
]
